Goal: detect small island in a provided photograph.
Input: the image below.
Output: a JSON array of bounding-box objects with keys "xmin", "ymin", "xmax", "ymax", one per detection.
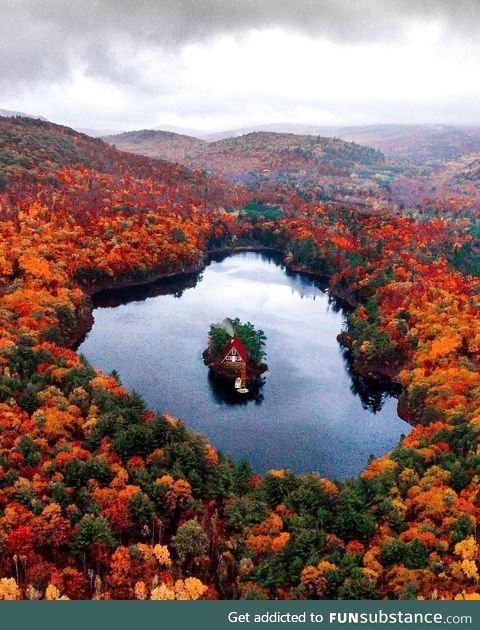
[{"xmin": 203, "ymin": 317, "xmax": 268, "ymax": 392}]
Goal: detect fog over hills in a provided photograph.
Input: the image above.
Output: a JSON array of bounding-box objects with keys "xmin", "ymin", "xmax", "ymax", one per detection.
[
  {"xmin": 182, "ymin": 131, "xmax": 384, "ymax": 181},
  {"xmin": 5, "ymin": 105, "xmax": 480, "ymax": 165},
  {"xmin": 104, "ymin": 129, "xmax": 206, "ymax": 163},
  {"xmin": 154, "ymin": 124, "xmax": 209, "ymax": 138},
  {"xmin": 10, "ymin": 104, "xmax": 480, "ymax": 166},
  {"xmin": 197, "ymin": 123, "xmax": 480, "ymax": 162},
  {"xmin": 104, "ymin": 128, "xmax": 384, "ymax": 185},
  {"xmin": 75, "ymin": 127, "xmax": 122, "ymax": 138},
  {"xmin": 106, "ymin": 122, "xmax": 480, "ymax": 165},
  {"xmin": 0, "ymin": 107, "xmax": 47, "ymax": 121},
  {"xmin": 5, "ymin": 101, "xmax": 480, "ymax": 167}
]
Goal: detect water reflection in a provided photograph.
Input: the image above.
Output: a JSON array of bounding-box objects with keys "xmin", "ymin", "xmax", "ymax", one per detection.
[
  {"xmin": 341, "ymin": 348, "xmax": 402, "ymax": 413},
  {"xmin": 92, "ymin": 271, "xmax": 202, "ymax": 308},
  {"xmin": 79, "ymin": 251, "xmax": 410, "ymax": 478},
  {"xmin": 208, "ymin": 371, "xmax": 266, "ymax": 406}
]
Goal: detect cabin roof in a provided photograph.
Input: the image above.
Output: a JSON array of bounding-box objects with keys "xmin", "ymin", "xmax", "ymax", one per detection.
[{"xmin": 221, "ymin": 335, "xmax": 248, "ymax": 362}]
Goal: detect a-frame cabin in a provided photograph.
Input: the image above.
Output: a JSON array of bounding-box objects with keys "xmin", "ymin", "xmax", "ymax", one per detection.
[{"xmin": 221, "ymin": 336, "xmax": 248, "ymax": 366}]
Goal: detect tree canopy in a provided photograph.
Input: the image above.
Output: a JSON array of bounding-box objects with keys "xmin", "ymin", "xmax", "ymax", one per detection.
[{"xmin": 209, "ymin": 318, "xmax": 267, "ymax": 365}]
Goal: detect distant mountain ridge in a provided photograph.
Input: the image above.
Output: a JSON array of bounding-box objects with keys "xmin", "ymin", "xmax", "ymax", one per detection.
[
  {"xmin": 154, "ymin": 123, "xmax": 208, "ymax": 137},
  {"xmin": 201, "ymin": 123, "xmax": 480, "ymax": 163},
  {"xmin": 104, "ymin": 122, "xmax": 480, "ymax": 165},
  {"xmin": 317, "ymin": 124, "xmax": 480, "ymax": 163},
  {"xmin": 0, "ymin": 107, "xmax": 48, "ymax": 121},
  {"xmin": 183, "ymin": 131, "xmax": 384, "ymax": 181},
  {"xmin": 104, "ymin": 129, "xmax": 384, "ymax": 182},
  {"xmin": 104, "ymin": 128, "xmax": 206, "ymax": 163},
  {"xmin": 0, "ymin": 116, "xmax": 238, "ymax": 210},
  {"xmin": 7, "ymin": 112, "xmax": 480, "ymax": 165},
  {"xmin": 75, "ymin": 126, "xmax": 122, "ymax": 138}
]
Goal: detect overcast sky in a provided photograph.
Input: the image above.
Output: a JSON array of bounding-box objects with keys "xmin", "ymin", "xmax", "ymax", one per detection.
[{"xmin": 1, "ymin": 0, "xmax": 480, "ymax": 132}]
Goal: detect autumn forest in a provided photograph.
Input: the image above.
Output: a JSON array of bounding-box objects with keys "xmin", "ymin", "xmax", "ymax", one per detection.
[{"xmin": 0, "ymin": 114, "xmax": 479, "ymax": 601}]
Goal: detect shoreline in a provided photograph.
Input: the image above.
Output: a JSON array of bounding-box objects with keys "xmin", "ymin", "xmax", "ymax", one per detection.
[{"xmin": 71, "ymin": 245, "xmax": 412, "ymax": 424}]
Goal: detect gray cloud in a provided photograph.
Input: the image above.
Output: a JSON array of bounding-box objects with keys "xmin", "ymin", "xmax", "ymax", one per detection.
[
  {"xmin": 2, "ymin": 0, "xmax": 480, "ymax": 130},
  {"xmin": 1, "ymin": 0, "xmax": 479, "ymax": 90}
]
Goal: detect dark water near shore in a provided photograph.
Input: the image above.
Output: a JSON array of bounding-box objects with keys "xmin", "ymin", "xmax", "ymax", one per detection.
[{"xmin": 78, "ymin": 252, "xmax": 409, "ymax": 479}]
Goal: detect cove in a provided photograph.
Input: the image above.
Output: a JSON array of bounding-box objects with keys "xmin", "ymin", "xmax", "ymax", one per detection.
[{"xmin": 78, "ymin": 251, "xmax": 410, "ymax": 479}]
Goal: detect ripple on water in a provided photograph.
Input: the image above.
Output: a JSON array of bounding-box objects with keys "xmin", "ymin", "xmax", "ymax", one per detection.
[{"xmin": 78, "ymin": 252, "xmax": 409, "ymax": 479}]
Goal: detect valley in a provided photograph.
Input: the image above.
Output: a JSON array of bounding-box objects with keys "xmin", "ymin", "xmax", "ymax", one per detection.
[{"xmin": 0, "ymin": 115, "xmax": 478, "ymax": 600}]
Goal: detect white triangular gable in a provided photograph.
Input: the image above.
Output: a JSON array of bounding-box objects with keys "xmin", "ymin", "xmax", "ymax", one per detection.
[{"xmin": 223, "ymin": 346, "xmax": 243, "ymax": 363}]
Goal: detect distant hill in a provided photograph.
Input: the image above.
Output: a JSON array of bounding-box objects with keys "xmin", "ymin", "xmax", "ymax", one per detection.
[
  {"xmin": 10, "ymin": 116, "xmax": 480, "ymax": 165},
  {"xmin": 183, "ymin": 131, "xmax": 384, "ymax": 181},
  {"xmin": 76, "ymin": 126, "xmax": 123, "ymax": 138},
  {"xmin": 320, "ymin": 125, "xmax": 480, "ymax": 163},
  {"xmin": 0, "ymin": 118, "xmax": 187, "ymax": 179},
  {"xmin": 104, "ymin": 129, "xmax": 206, "ymax": 163},
  {"xmin": 92, "ymin": 122, "xmax": 480, "ymax": 165},
  {"xmin": 204, "ymin": 123, "xmax": 326, "ymax": 142},
  {"xmin": 202, "ymin": 123, "xmax": 480, "ymax": 163},
  {"xmin": 154, "ymin": 124, "xmax": 207, "ymax": 138},
  {"xmin": 0, "ymin": 116, "xmax": 236, "ymax": 208},
  {"xmin": 0, "ymin": 107, "xmax": 47, "ymax": 121},
  {"xmin": 449, "ymin": 153, "xmax": 480, "ymax": 183},
  {"xmin": 102, "ymin": 129, "xmax": 383, "ymax": 182}
]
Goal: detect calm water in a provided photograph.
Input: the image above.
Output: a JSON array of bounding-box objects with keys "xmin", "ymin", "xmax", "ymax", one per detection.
[{"xmin": 78, "ymin": 252, "xmax": 409, "ymax": 479}]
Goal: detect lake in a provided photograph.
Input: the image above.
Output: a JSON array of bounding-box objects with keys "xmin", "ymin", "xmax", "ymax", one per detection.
[{"xmin": 78, "ymin": 251, "xmax": 410, "ymax": 479}]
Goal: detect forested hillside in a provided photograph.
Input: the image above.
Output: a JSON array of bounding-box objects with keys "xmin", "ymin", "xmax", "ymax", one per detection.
[
  {"xmin": 184, "ymin": 132, "xmax": 384, "ymax": 181},
  {"xmin": 199, "ymin": 124, "xmax": 480, "ymax": 164},
  {"xmin": 0, "ymin": 117, "xmax": 236, "ymax": 209},
  {"xmin": 316, "ymin": 125, "xmax": 480, "ymax": 164},
  {"xmin": 0, "ymin": 117, "xmax": 479, "ymax": 600},
  {"xmin": 104, "ymin": 129, "xmax": 206, "ymax": 164},
  {"xmin": 103, "ymin": 126, "xmax": 480, "ymax": 222},
  {"xmin": 105, "ymin": 129, "xmax": 384, "ymax": 182}
]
